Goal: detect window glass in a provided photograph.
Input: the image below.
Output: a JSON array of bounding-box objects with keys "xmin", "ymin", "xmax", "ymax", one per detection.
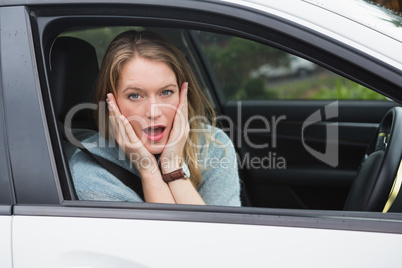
[
  {"xmin": 193, "ymin": 31, "xmax": 386, "ymax": 101},
  {"xmin": 50, "ymin": 26, "xmax": 395, "ymax": 212}
]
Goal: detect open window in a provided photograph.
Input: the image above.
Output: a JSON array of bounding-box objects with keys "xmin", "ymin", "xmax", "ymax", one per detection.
[{"xmin": 30, "ymin": 2, "xmax": 400, "ymax": 216}]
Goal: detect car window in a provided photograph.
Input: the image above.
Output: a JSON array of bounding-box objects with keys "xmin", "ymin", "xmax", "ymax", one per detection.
[
  {"xmin": 46, "ymin": 23, "xmax": 400, "ymax": 213},
  {"xmin": 52, "ymin": 25, "xmax": 243, "ymax": 206},
  {"xmin": 192, "ymin": 31, "xmax": 387, "ymax": 101},
  {"xmin": 60, "ymin": 26, "xmax": 145, "ymax": 66}
]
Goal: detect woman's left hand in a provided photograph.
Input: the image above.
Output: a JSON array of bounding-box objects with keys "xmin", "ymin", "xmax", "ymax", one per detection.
[{"xmin": 160, "ymin": 82, "xmax": 189, "ymax": 174}]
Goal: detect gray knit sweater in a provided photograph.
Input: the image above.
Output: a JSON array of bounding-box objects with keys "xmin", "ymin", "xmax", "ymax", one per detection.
[{"xmin": 68, "ymin": 126, "xmax": 241, "ymax": 206}]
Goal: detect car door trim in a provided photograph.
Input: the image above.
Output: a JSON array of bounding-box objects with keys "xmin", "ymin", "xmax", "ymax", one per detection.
[
  {"xmin": 0, "ymin": 206, "xmax": 12, "ymax": 216},
  {"xmin": 0, "ymin": 17, "xmax": 15, "ymax": 207},
  {"xmin": 13, "ymin": 203, "xmax": 402, "ymax": 234}
]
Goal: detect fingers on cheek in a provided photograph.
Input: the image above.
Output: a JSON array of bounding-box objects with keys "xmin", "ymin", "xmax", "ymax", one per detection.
[
  {"xmin": 108, "ymin": 116, "xmax": 116, "ymax": 133},
  {"xmin": 110, "ymin": 117, "xmax": 121, "ymax": 142},
  {"xmin": 121, "ymin": 116, "xmax": 131, "ymax": 129},
  {"xmin": 118, "ymin": 116, "xmax": 128, "ymax": 138},
  {"xmin": 110, "ymin": 115, "xmax": 124, "ymax": 143},
  {"xmin": 107, "ymin": 101, "xmax": 117, "ymax": 113},
  {"xmin": 185, "ymin": 122, "xmax": 190, "ymax": 137}
]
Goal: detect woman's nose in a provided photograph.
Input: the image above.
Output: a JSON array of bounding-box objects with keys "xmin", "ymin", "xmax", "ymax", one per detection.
[{"xmin": 145, "ymin": 100, "xmax": 162, "ymax": 119}]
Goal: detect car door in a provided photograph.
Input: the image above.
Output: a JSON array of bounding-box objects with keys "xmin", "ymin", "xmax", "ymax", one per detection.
[
  {"xmin": 0, "ymin": 49, "xmax": 13, "ymax": 268},
  {"xmin": 3, "ymin": 2, "xmax": 402, "ymax": 268}
]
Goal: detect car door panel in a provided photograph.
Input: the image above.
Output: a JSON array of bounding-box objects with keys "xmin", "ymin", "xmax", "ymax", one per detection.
[
  {"xmin": 11, "ymin": 207, "xmax": 402, "ymax": 268},
  {"xmin": 0, "ymin": 216, "xmax": 12, "ymax": 268}
]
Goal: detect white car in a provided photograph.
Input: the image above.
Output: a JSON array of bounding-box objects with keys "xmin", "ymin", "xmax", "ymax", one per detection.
[
  {"xmin": 250, "ymin": 55, "xmax": 317, "ymax": 79},
  {"xmin": 1, "ymin": 0, "xmax": 402, "ymax": 267}
]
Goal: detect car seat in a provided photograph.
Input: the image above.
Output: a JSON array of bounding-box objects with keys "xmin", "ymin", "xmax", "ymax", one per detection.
[
  {"xmin": 49, "ymin": 36, "xmax": 99, "ymax": 130},
  {"xmin": 49, "ymin": 36, "xmax": 101, "ymax": 200}
]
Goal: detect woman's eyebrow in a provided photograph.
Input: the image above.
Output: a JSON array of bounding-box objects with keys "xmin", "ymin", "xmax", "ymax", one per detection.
[
  {"xmin": 161, "ymin": 84, "xmax": 178, "ymax": 90},
  {"xmin": 122, "ymin": 86, "xmax": 143, "ymax": 93},
  {"xmin": 122, "ymin": 84, "xmax": 178, "ymax": 93}
]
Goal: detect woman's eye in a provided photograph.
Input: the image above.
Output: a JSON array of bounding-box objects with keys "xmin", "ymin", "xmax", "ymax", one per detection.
[
  {"xmin": 128, "ymin": 93, "xmax": 140, "ymax": 100},
  {"xmin": 161, "ymin": 90, "xmax": 173, "ymax": 96}
]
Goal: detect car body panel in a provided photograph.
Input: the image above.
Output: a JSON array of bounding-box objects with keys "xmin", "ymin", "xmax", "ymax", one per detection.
[
  {"xmin": 0, "ymin": 6, "xmax": 61, "ymax": 204},
  {"xmin": 11, "ymin": 214, "xmax": 402, "ymax": 268},
  {"xmin": 0, "ymin": 216, "xmax": 12, "ymax": 268},
  {"xmin": 305, "ymin": 0, "xmax": 402, "ymax": 42}
]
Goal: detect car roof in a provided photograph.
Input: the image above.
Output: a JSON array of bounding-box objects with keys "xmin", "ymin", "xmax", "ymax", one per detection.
[
  {"xmin": 2, "ymin": 0, "xmax": 401, "ymax": 69},
  {"xmin": 239, "ymin": 0, "xmax": 402, "ymax": 42},
  {"xmin": 226, "ymin": 0, "xmax": 402, "ymax": 68}
]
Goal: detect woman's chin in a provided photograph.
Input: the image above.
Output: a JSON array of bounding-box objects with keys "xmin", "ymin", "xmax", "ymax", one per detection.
[{"xmin": 145, "ymin": 143, "xmax": 165, "ymax": 155}]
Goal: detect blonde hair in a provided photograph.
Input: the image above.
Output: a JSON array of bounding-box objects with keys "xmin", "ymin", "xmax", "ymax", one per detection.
[{"xmin": 94, "ymin": 30, "xmax": 216, "ymax": 188}]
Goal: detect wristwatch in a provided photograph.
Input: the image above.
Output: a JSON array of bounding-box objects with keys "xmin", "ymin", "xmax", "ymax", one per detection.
[{"xmin": 162, "ymin": 163, "xmax": 190, "ymax": 183}]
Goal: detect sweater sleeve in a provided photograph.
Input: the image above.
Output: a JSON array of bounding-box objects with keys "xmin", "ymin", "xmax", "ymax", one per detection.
[
  {"xmin": 69, "ymin": 149, "xmax": 143, "ymax": 202},
  {"xmin": 197, "ymin": 127, "xmax": 241, "ymax": 206}
]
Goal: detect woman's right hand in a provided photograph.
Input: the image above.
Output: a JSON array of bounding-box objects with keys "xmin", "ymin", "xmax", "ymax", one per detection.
[{"xmin": 106, "ymin": 93, "xmax": 160, "ymax": 175}]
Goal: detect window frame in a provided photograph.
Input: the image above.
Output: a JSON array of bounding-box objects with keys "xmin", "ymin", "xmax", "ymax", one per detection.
[
  {"xmin": 0, "ymin": 56, "xmax": 14, "ymax": 213},
  {"xmin": 1, "ymin": 5, "xmax": 61, "ymax": 206},
  {"xmin": 25, "ymin": 2, "xmax": 402, "ymax": 233}
]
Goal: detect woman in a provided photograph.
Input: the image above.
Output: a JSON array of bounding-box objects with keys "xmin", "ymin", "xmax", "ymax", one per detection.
[{"xmin": 69, "ymin": 30, "xmax": 241, "ymax": 206}]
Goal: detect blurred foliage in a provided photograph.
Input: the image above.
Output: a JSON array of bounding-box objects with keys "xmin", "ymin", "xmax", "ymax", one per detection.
[
  {"xmin": 262, "ymin": 72, "xmax": 387, "ymax": 100},
  {"xmin": 312, "ymin": 80, "xmax": 387, "ymax": 100},
  {"xmin": 370, "ymin": 0, "xmax": 402, "ymax": 13},
  {"xmin": 197, "ymin": 32, "xmax": 289, "ymax": 100},
  {"xmin": 196, "ymin": 32, "xmax": 387, "ymax": 101}
]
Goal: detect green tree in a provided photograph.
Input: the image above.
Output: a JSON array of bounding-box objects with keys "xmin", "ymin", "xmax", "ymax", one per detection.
[{"xmin": 199, "ymin": 33, "xmax": 288, "ymax": 100}]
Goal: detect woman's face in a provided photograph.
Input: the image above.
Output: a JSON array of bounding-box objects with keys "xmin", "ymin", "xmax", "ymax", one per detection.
[{"xmin": 116, "ymin": 56, "xmax": 180, "ymax": 155}]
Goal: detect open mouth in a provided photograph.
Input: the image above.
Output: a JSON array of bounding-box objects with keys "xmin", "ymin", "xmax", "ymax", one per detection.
[{"xmin": 143, "ymin": 126, "xmax": 166, "ymax": 141}]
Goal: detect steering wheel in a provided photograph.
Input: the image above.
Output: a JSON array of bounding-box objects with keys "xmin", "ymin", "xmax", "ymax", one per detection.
[{"xmin": 344, "ymin": 107, "xmax": 402, "ymax": 212}]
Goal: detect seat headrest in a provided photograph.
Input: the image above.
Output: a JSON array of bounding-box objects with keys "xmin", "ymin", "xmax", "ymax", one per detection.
[{"xmin": 50, "ymin": 36, "xmax": 99, "ymax": 128}]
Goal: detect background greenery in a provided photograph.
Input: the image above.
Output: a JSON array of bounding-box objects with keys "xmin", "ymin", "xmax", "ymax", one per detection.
[
  {"xmin": 195, "ymin": 32, "xmax": 387, "ymax": 101},
  {"xmin": 62, "ymin": 27, "xmax": 388, "ymax": 102}
]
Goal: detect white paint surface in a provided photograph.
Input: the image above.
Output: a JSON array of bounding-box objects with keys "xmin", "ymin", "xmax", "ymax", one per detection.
[{"xmin": 12, "ymin": 216, "xmax": 402, "ymax": 268}]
